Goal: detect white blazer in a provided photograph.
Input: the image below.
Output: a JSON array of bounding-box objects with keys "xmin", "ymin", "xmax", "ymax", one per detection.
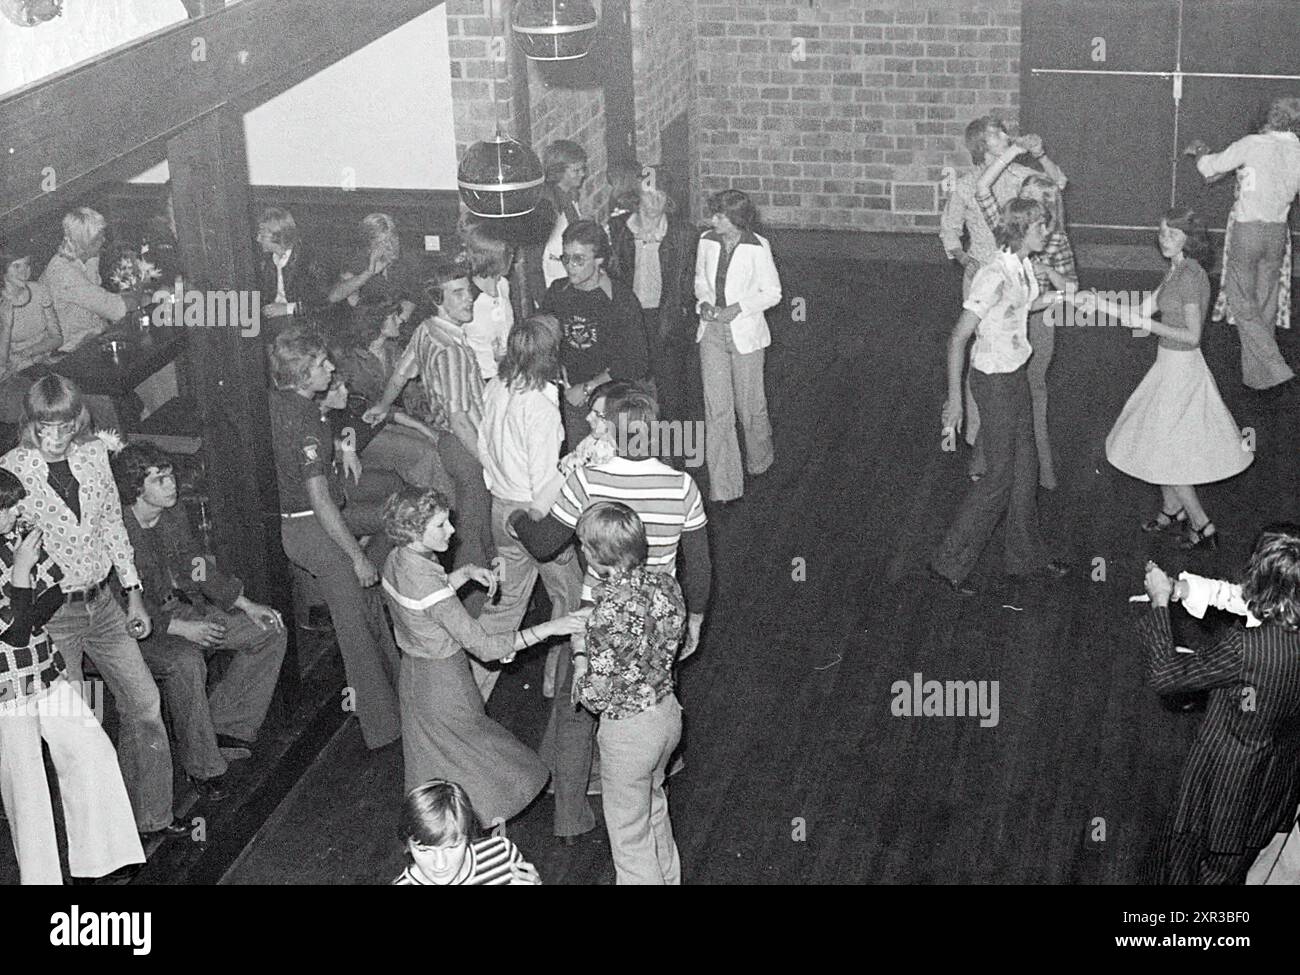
[{"xmin": 694, "ymin": 230, "xmax": 782, "ymax": 354}]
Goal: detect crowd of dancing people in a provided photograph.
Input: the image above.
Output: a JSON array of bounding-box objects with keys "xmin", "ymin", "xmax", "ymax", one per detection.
[
  {"xmin": 0, "ymin": 138, "xmax": 791, "ymax": 885},
  {"xmin": 0, "ymin": 95, "xmax": 1298, "ymax": 885},
  {"xmin": 934, "ymin": 98, "xmax": 1300, "ymax": 885}
]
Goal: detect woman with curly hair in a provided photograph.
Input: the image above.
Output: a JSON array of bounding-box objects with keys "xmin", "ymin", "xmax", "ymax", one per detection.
[{"xmin": 380, "ymin": 487, "xmax": 588, "ymax": 824}]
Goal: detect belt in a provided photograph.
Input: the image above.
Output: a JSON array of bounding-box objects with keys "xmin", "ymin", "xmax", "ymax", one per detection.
[
  {"xmin": 64, "ymin": 577, "xmax": 109, "ymax": 603},
  {"xmin": 280, "ymin": 510, "xmax": 316, "ymax": 519}
]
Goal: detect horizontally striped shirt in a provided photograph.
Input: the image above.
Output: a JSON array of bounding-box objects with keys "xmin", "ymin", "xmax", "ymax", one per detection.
[
  {"xmin": 395, "ymin": 315, "xmax": 484, "ymax": 436},
  {"xmin": 551, "ymin": 455, "xmax": 706, "ymax": 602},
  {"xmin": 391, "ymin": 835, "xmax": 530, "ymax": 885}
]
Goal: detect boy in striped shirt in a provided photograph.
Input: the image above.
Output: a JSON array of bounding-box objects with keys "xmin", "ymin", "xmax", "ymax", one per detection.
[
  {"xmin": 392, "ymin": 780, "xmax": 541, "ymax": 885},
  {"xmin": 510, "ymin": 381, "xmax": 711, "ymax": 842}
]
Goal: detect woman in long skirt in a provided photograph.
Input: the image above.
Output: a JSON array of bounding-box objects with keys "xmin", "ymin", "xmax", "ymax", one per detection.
[
  {"xmin": 1105, "ymin": 208, "xmax": 1253, "ymax": 549},
  {"xmin": 380, "ymin": 488, "xmax": 587, "ymax": 827}
]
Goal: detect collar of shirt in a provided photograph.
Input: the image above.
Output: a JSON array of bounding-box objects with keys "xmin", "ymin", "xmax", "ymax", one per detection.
[
  {"xmin": 993, "ymin": 249, "xmax": 1034, "ymax": 287},
  {"xmin": 274, "ymin": 386, "xmax": 321, "ymax": 421},
  {"xmin": 272, "ymin": 249, "xmax": 293, "ymax": 269},
  {"xmin": 422, "ymin": 315, "xmax": 472, "ymax": 350},
  {"xmin": 702, "ymin": 229, "xmax": 761, "ymax": 247}
]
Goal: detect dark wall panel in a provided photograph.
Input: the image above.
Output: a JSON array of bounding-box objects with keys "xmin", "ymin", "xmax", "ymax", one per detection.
[{"xmin": 1023, "ymin": 0, "xmax": 1300, "ymax": 238}]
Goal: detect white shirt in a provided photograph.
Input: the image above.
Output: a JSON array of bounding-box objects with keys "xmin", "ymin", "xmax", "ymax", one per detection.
[
  {"xmin": 464, "ymin": 278, "xmax": 513, "ymax": 381},
  {"xmin": 1197, "ymin": 131, "xmax": 1300, "ymax": 223},
  {"xmin": 963, "ymin": 250, "xmax": 1038, "ymax": 374},
  {"xmin": 478, "ymin": 379, "xmax": 563, "ymax": 510},
  {"xmin": 1179, "ymin": 573, "xmax": 1262, "ymax": 628},
  {"xmin": 272, "ymin": 249, "xmax": 293, "ymax": 305},
  {"xmin": 543, "ymin": 204, "xmax": 581, "ymax": 288}
]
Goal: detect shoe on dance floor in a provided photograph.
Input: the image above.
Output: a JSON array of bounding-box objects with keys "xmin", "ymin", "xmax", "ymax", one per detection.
[
  {"xmin": 1179, "ymin": 521, "xmax": 1219, "ymax": 551},
  {"xmin": 189, "ymin": 774, "xmax": 231, "ymax": 803},
  {"xmin": 216, "ymin": 734, "xmax": 255, "ymax": 760},
  {"xmin": 1007, "ymin": 559, "xmax": 1070, "ymax": 583},
  {"xmin": 139, "ymin": 819, "xmax": 191, "ymax": 841},
  {"xmin": 1141, "ymin": 508, "xmax": 1187, "ymax": 533},
  {"xmin": 926, "ymin": 565, "xmax": 977, "ymax": 596}
]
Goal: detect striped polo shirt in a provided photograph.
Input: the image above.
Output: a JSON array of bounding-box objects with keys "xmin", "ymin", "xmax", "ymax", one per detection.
[
  {"xmin": 551, "ymin": 455, "xmax": 707, "ymax": 601},
  {"xmin": 391, "ymin": 835, "xmax": 529, "ymax": 885}
]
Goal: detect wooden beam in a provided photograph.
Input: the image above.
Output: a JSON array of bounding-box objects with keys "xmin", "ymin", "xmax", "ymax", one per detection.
[
  {"xmin": 166, "ymin": 108, "xmax": 301, "ymax": 708},
  {"xmin": 0, "ymin": 0, "xmax": 442, "ymax": 229}
]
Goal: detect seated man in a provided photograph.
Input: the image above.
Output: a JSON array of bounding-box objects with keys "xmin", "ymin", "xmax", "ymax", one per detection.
[
  {"xmin": 363, "ymin": 257, "xmax": 495, "ymax": 622},
  {"xmin": 111, "ymin": 443, "xmax": 288, "ymax": 799},
  {"xmin": 329, "ymin": 303, "xmax": 451, "ymax": 495}
]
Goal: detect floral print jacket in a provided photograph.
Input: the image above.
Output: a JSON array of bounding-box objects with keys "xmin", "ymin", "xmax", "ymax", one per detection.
[{"xmin": 577, "ymin": 566, "xmax": 686, "ymax": 720}]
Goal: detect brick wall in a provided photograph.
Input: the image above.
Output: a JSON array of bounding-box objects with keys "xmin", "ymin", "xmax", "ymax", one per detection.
[
  {"xmin": 694, "ymin": 0, "xmax": 1023, "ymax": 230},
  {"xmin": 444, "ymin": 0, "xmax": 608, "ymax": 216},
  {"xmin": 630, "ymin": 0, "xmax": 695, "ymax": 172},
  {"xmin": 525, "ymin": 55, "xmax": 610, "ymax": 217}
]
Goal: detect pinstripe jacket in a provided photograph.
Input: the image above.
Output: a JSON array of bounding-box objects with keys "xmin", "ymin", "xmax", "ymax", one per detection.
[{"xmin": 1139, "ymin": 607, "xmax": 1300, "ymax": 854}]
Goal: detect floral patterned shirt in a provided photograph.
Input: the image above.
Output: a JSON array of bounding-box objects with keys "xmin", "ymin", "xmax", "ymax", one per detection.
[
  {"xmin": 577, "ymin": 566, "xmax": 686, "ymax": 720},
  {"xmin": 1, "ymin": 440, "xmax": 141, "ymax": 591}
]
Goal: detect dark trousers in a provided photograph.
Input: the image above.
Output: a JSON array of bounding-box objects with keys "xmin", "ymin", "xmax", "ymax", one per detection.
[
  {"xmin": 138, "ymin": 604, "xmax": 287, "ymax": 780},
  {"xmin": 932, "ymin": 365, "xmax": 1047, "ymax": 583},
  {"xmin": 540, "ymin": 647, "xmax": 597, "ymax": 837},
  {"xmin": 435, "ymin": 434, "xmax": 494, "ymax": 616},
  {"xmin": 644, "ymin": 308, "xmax": 691, "ymax": 423},
  {"xmin": 280, "ymin": 472, "xmax": 404, "ymax": 750}
]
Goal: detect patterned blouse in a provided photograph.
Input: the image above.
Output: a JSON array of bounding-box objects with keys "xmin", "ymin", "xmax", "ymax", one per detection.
[
  {"xmin": 577, "ymin": 566, "xmax": 686, "ymax": 720},
  {"xmin": 963, "ymin": 250, "xmax": 1039, "ymax": 375},
  {"xmin": 1, "ymin": 440, "xmax": 141, "ymax": 591},
  {"xmin": 0, "ymin": 532, "xmax": 67, "ymax": 708}
]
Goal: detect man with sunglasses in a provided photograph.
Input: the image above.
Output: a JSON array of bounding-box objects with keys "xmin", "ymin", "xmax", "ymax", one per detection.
[{"xmin": 540, "ymin": 220, "xmax": 649, "ymax": 451}]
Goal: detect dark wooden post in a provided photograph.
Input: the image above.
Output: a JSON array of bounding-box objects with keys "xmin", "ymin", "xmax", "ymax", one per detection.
[{"xmin": 166, "ymin": 109, "xmax": 300, "ymax": 711}]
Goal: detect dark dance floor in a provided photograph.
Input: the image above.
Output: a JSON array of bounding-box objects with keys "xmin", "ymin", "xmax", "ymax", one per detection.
[
  {"xmin": 6, "ymin": 255, "xmax": 1297, "ymax": 885},
  {"xmin": 224, "ymin": 256, "xmax": 1298, "ymax": 885}
]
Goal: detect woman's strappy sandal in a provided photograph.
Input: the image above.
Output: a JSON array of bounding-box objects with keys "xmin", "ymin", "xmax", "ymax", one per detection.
[
  {"xmin": 1179, "ymin": 520, "xmax": 1219, "ymax": 551},
  {"xmin": 1141, "ymin": 507, "xmax": 1187, "ymax": 534}
]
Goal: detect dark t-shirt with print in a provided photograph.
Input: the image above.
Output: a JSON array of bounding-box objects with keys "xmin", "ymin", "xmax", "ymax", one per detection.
[
  {"xmin": 540, "ymin": 277, "xmax": 649, "ymax": 386},
  {"xmin": 269, "ymin": 388, "xmax": 345, "ymax": 512}
]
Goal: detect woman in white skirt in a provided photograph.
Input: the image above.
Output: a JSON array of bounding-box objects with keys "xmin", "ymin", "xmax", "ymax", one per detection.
[
  {"xmin": 1105, "ymin": 208, "xmax": 1253, "ymax": 549},
  {"xmin": 0, "ymin": 469, "xmax": 144, "ymax": 884}
]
